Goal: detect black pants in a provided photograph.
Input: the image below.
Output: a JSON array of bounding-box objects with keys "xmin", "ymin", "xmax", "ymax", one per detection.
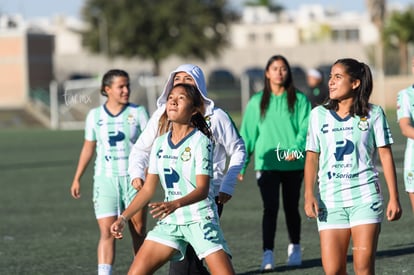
[
  {"xmin": 257, "ymin": 170, "xmax": 303, "ymax": 251},
  {"xmin": 168, "ymin": 197, "xmax": 223, "ymax": 275}
]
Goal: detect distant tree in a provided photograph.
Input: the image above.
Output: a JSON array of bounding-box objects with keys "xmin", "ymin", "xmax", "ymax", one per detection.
[
  {"xmin": 383, "ymin": 6, "xmax": 414, "ymax": 75},
  {"xmin": 81, "ymin": 0, "xmax": 237, "ymax": 75},
  {"xmin": 244, "ymin": 0, "xmax": 284, "ymax": 13},
  {"xmin": 365, "ymin": 0, "xmax": 386, "ymax": 74}
]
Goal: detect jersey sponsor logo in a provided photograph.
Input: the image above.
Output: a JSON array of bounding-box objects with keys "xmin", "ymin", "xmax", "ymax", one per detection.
[
  {"xmin": 108, "ymin": 131, "xmax": 125, "ymax": 146},
  {"xmin": 181, "ymin": 147, "xmax": 191, "ymax": 161},
  {"xmin": 104, "ymin": 155, "xmax": 128, "ymax": 161},
  {"xmin": 321, "ymin": 124, "xmax": 329, "ymax": 133},
  {"xmin": 334, "ymin": 139, "xmax": 354, "ymax": 161},
  {"xmin": 332, "ymin": 126, "xmax": 353, "ymax": 132},
  {"xmin": 320, "ymin": 124, "xmax": 354, "ymax": 134},
  {"xmin": 97, "ymin": 119, "xmax": 125, "ymax": 126},
  {"xmin": 164, "ymin": 168, "xmax": 179, "ymax": 188},
  {"xmin": 157, "ymin": 149, "xmax": 163, "ymax": 158},
  {"xmin": 331, "ymin": 163, "xmax": 352, "ymax": 169},
  {"xmin": 327, "ymin": 171, "xmax": 358, "ymax": 180}
]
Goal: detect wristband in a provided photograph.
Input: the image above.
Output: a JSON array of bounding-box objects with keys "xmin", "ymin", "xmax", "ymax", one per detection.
[{"xmin": 120, "ymin": 214, "xmax": 128, "ymax": 223}]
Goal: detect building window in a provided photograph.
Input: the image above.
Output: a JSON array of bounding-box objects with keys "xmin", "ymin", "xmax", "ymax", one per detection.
[
  {"xmin": 265, "ymin": 32, "xmax": 273, "ymax": 42},
  {"xmin": 248, "ymin": 33, "xmax": 256, "ymax": 42},
  {"xmin": 332, "ymin": 29, "xmax": 359, "ymax": 42}
]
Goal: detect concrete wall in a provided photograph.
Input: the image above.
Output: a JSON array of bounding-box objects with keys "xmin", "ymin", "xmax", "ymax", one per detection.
[
  {"xmin": 0, "ymin": 31, "xmax": 54, "ymax": 109},
  {"xmin": 0, "ymin": 31, "xmax": 28, "ymax": 108}
]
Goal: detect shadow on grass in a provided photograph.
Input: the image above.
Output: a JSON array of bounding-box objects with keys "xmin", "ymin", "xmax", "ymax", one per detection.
[
  {"xmin": 0, "ymin": 160, "xmax": 73, "ymax": 170},
  {"xmin": 376, "ymin": 243, "xmax": 414, "ymax": 258},
  {"xmin": 236, "ymin": 244, "xmax": 414, "ymax": 275},
  {"xmin": 236, "ymin": 257, "xmax": 323, "ymax": 274}
]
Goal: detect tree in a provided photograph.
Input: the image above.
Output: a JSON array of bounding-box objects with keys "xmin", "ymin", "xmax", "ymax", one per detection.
[
  {"xmin": 383, "ymin": 6, "xmax": 414, "ymax": 75},
  {"xmin": 81, "ymin": 0, "xmax": 237, "ymax": 75},
  {"xmin": 365, "ymin": 0, "xmax": 385, "ymax": 74},
  {"xmin": 244, "ymin": 0, "xmax": 284, "ymax": 13}
]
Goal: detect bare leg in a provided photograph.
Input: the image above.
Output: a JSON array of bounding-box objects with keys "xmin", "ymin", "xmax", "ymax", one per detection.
[
  {"xmin": 97, "ymin": 216, "xmax": 117, "ymax": 264},
  {"xmin": 319, "ymin": 228, "xmax": 351, "ymax": 275},
  {"xmin": 128, "ymin": 206, "xmax": 148, "ymax": 254},
  {"xmin": 204, "ymin": 250, "xmax": 235, "ymax": 275},
  {"xmin": 408, "ymin": 192, "xmax": 414, "ymax": 213},
  {"xmin": 351, "ymin": 223, "xmax": 381, "ymax": 275},
  {"xmin": 128, "ymin": 240, "xmax": 177, "ymax": 275}
]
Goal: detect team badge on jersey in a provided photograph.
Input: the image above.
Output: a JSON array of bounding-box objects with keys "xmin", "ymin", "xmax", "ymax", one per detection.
[
  {"xmin": 408, "ymin": 172, "xmax": 413, "ymax": 186},
  {"xmin": 181, "ymin": 147, "xmax": 191, "ymax": 161},
  {"xmin": 204, "ymin": 116, "xmax": 211, "ymax": 127},
  {"xmin": 358, "ymin": 117, "xmax": 369, "ymax": 131},
  {"xmin": 127, "ymin": 114, "xmax": 136, "ymax": 125}
]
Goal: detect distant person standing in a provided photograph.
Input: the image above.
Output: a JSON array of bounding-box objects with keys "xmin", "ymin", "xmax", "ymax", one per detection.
[
  {"xmin": 397, "ymin": 57, "xmax": 414, "ymax": 213},
  {"xmin": 239, "ymin": 55, "xmax": 311, "ymax": 271},
  {"xmin": 305, "ymin": 68, "xmax": 329, "ymax": 108},
  {"xmin": 70, "ymin": 69, "xmax": 149, "ymax": 275}
]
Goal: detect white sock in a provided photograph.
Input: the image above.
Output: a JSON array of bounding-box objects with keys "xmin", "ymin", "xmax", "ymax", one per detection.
[{"xmin": 98, "ymin": 264, "xmax": 112, "ymax": 275}]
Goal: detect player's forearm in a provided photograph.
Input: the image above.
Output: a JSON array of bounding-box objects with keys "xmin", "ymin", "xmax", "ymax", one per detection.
[
  {"xmin": 304, "ymin": 151, "xmax": 318, "ymax": 199},
  {"xmin": 122, "ymin": 175, "xmax": 157, "ymax": 219},
  {"xmin": 379, "ymin": 147, "xmax": 400, "ymax": 200},
  {"xmin": 175, "ymin": 175, "xmax": 210, "ymax": 208},
  {"xmin": 73, "ymin": 143, "xmax": 95, "ymax": 181}
]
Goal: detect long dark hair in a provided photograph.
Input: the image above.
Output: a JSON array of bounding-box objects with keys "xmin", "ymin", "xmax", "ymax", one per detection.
[
  {"xmin": 100, "ymin": 69, "xmax": 129, "ymax": 97},
  {"xmin": 261, "ymin": 55, "xmax": 297, "ymax": 117},
  {"xmin": 158, "ymin": 83, "xmax": 212, "ymax": 140},
  {"xmin": 324, "ymin": 58, "xmax": 372, "ymax": 117}
]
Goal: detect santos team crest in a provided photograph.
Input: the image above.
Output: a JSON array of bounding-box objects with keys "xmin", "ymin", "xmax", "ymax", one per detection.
[
  {"xmin": 358, "ymin": 117, "xmax": 369, "ymax": 131},
  {"xmin": 181, "ymin": 147, "xmax": 192, "ymax": 161}
]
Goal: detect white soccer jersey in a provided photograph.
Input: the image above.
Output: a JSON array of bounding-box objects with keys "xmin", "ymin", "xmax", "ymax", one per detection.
[
  {"xmin": 85, "ymin": 103, "xmax": 148, "ymax": 177},
  {"xmin": 306, "ymin": 104, "xmax": 393, "ymax": 208},
  {"xmin": 148, "ymin": 129, "xmax": 216, "ymax": 225},
  {"xmin": 397, "ymin": 86, "xmax": 414, "ymax": 172},
  {"xmin": 129, "ymin": 105, "xmax": 246, "ymax": 196}
]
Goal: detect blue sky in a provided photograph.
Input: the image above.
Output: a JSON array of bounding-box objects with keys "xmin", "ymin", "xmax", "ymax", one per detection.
[{"xmin": 0, "ymin": 0, "xmax": 412, "ymax": 19}]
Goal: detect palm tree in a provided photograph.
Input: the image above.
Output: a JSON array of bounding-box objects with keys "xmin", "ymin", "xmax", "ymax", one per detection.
[
  {"xmin": 365, "ymin": 0, "xmax": 386, "ymax": 74},
  {"xmin": 383, "ymin": 7, "xmax": 414, "ymax": 75}
]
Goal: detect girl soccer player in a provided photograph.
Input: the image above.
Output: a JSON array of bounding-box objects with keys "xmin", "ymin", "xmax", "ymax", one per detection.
[
  {"xmin": 110, "ymin": 83, "xmax": 235, "ymax": 275},
  {"xmin": 397, "ymin": 57, "xmax": 414, "ymax": 213},
  {"xmin": 304, "ymin": 58, "xmax": 402, "ymax": 275},
  {"xmin": 128, "ymin": 64, "xmax": 245, "ymax": 275},
  {"xmin": 70, "ymin": 69, "xmax": 149, "ymax": 275}
]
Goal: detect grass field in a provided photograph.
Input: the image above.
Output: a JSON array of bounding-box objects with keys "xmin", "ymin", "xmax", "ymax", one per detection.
[{"xmin": 0, "ymin": 110, "xmax": 413, "ymax": 275}]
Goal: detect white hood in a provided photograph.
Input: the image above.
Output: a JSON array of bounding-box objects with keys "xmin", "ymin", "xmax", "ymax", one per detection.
[{"xmin": 156, "ymin": 64, "xmax": 214, "ymax": 115}]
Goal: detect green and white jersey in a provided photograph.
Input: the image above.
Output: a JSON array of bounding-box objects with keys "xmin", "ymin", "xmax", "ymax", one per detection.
[
  {"xmin": 148, "ymin": 129, "xmax": 216, "ymax": 225},
  {"xmin": 85, "ymin": 103, "xmax": 148, "ymax": 177},
  {"xmin": 397, "ymin": 85, "xmax": 414, "ymax": 171},
  {"xmin": 306, "ymin": 104, "xmax": 393, "ymax": 208}
]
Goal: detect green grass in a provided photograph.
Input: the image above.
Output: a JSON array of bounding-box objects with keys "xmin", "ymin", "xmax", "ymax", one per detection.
[{"xmin": 0, "ymin": 110, "xmax": 413, "ymax": 274}]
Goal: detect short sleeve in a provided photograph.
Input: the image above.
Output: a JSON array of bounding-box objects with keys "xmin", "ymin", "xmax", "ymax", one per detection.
[
  {"xmin": 194, "ymin": 135, "xmax": 213, "ymax": 177},
  {"xmin": 84, "ymin": 110, "xmax": 96, "ymax": 141},
  {"xmin": 397, "ymin": 89, "xmax": 411, "ymax": 120},
  {"xmin": 305, "ymin": 109, "xmax": 320, "ymax": 153},
  {"xmin": 373, "ymin": 106, "xmax": 393, "ymax": 147}
]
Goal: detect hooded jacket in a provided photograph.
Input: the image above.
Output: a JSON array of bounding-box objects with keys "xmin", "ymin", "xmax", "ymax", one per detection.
[{"xmin": 128, "ymin": 64, "xmax": 246, "ymax": 196}]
